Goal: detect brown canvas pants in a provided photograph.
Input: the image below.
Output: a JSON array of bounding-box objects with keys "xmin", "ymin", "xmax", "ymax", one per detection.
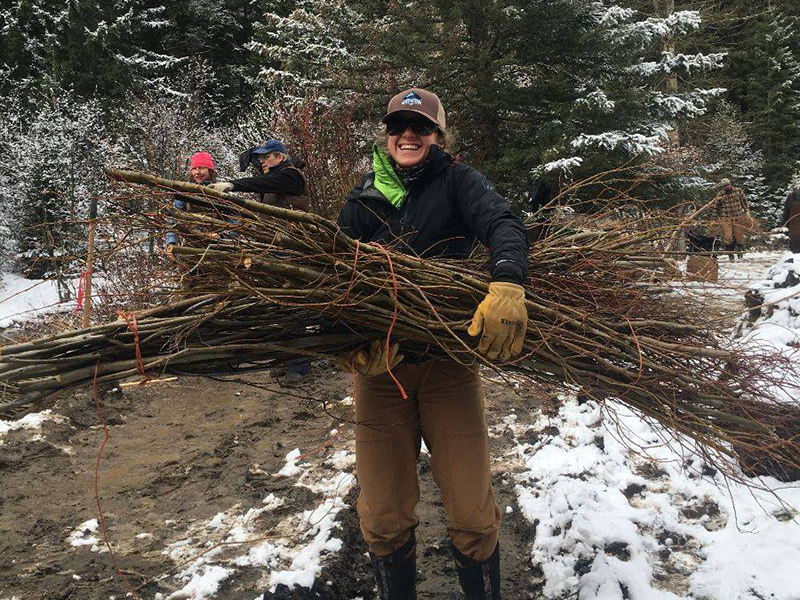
[
  {"xmin": 354, "ymin": 359, "xmax": 501, "ymax": 562},
  {"xmin": 720, "ymin": 214, "xmax": 751, "ymax": 245}
]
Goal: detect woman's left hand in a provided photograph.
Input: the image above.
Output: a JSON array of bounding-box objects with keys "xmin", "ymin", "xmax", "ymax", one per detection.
[{"xmin": 468, "ymin": 282, "xmax": 527, "ymax": 360}]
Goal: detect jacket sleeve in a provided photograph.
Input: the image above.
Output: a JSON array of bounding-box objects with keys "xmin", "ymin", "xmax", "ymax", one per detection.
[
  {"xmin": 165, "ymin": 197, "xmax": 187, "ymax": 246},
  {"xmin": 336, "ymin": 175, "xmax": 381, "ymax": 242},
  {"xmin": 452, "ymin": 164, "xmax": 528, "ymax": 285},
  {"xmin": 230, "ymin": 168, "xmax": 304, "ymax": 196},
  {"xmin": 784, "ymin": 191, "xmax": 796, "ymax": 226},
  {"xmin": 740, "ymin": 190, "xmax": 750, "ymax": 213}
]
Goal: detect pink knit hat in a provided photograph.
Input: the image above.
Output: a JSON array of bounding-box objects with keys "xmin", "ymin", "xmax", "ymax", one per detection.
[{"xmin": 190, "ymin": 152, "xmax": 215, "ymax": 171}]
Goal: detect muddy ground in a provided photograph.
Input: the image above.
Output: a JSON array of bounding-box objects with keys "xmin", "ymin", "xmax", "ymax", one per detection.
[{"xmin": 0, "ymin": 360, "xmax": 547, "ymax": 600}]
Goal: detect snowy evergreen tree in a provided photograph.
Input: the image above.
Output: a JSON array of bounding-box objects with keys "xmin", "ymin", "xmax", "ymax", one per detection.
[
  {"xmin": 162, "ymin": 0, "xmax": 260, "ymax": 123},
  {"xmin": 57, "ymin": 0, "xmax": 184, "ymax": 103},
  {"xmin": 715, "ymin": 1, "xmax": 800, "ymax": 202},
  {"xmin": 249, "ymin": 0, "xmax": 366, "ymax": 104},
  {"xmin": 688, "ymin": 101, "xmax": 773, "ymax": 220},
  {"xmin": 538, "ymin": 4, "xmax": 725, "ymax": 185},
  {"xmin": 0, "ymin": 91, "xmax": 116, "ymax": 292},
  {"xmin": 0, "ymin": 0, "xmax": 66, "ymax": 100}
]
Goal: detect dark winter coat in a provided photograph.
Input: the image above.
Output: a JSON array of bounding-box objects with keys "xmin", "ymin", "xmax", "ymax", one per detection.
[
  {"xmin": 783, "ymin": 189, "xmax": 800, "ymax": 253},
  {"xmin": 165, "ymin": 179, "xmax": 215, "ymax": 246},
  {"xmin": 337, "ymin": 146, "xmax": 528, "ymax": 285},
  {"xmin": 230, "ymin": 157, "xmax": 309, "ymax": 210}
]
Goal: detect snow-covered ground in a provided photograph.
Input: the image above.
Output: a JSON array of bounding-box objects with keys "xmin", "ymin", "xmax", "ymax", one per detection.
[
  {"xmin": 506, "ymin": 397, "xmax": 799, "ymax": 600},
  {"xmin": 0, "ymin": 271, "xmax": 75, "ymax": 328},
  {"xmin": 157, "ymin": 448, "xmax": 357, "ymax": 600},
  {"xmin": 2, "ymin": 252, "xmax": 798, "ymax": 600}
]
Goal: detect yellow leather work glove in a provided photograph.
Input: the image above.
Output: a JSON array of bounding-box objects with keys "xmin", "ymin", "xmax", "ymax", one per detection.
[
  {"xmin": 467, "ymin": 282, "xmax": 528, "ymax": 360},
  {"xmin": 337, "ymin": 339, "xmax": 404, "ymax": 376}
]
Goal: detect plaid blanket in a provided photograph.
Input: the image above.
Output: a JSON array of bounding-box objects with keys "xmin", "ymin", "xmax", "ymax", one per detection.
[{"xmin": 714, "ymin": 187, "xmax": 749, "ymax": 219}]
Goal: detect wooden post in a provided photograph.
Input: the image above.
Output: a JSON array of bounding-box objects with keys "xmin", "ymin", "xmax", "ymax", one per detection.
[{"xmin": 82, "ymin": 199, "xmax": 98, "ymax": 328}]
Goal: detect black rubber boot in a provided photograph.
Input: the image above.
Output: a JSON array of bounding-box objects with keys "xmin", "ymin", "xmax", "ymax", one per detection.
[
  {"xmin": 726, "ymin": 242, "xmax": 736, "ymax": 262},
  {"xmin": 369, "ymin": 532, "xmax": 417, "ymax": 600},
  {"xmin": 453, "ymin": 542, "xmax": 501, "ymax": 600}
]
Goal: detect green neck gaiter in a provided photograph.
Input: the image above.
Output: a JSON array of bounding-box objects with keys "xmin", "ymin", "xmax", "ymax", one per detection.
[{"xmin": 372, "ymin": 145, "xmax": 405, "ymax": 208}]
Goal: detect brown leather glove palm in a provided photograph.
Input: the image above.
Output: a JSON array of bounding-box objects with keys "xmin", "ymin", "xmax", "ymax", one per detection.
[
  {"xmin": 337, "ymin": 339, "xmax": 403, "ymax": 376},
  {"xmin": 467, "ymin": 282, "xmax": 528, "ymax": 360}
]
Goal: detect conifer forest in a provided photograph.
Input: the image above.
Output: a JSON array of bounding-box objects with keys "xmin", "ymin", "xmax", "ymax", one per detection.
[{"xmin": 1, "ymin": 0, "xmax": 799, "ymax": 279}]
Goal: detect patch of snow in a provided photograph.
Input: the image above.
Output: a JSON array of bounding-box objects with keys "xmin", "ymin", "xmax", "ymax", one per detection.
[
  {"xmin": 0, "ymin": 271, "xmax": 74, "ymax": 327},
  {"xmin": 326, "ymin": 449, "xmax": 354, "ymax": 470},
  {"xmin": 67, "ymin": 519, "xmax": 102, "ymax": 552},
  {"xmin": 276, "ymin": 448, "xmax": 304, "ymax": 477},
  {"xmin": 0, "ymin": 410, "xmax": 66, "ymax": 445},
  {"xmin": 736, "ymin": 252, "xmax": 800, "ymax": 401},
  {"xmin": 263, "ymin": 493, "xmax": 285, "ymax": 510},
  {"xmin": 167, "ymin": 565, "xmax": 232, "ymax": 599},
  {"xmin": 265, "ymin": 471, "xmax": 355, "ymax": 591},
  {"xmin": 512, "ymin": 396, "xmax": 800, "ymax": 600},
  {"xmin": 162, "ymin": 447, "xmax": 357, "ymax": 597}
]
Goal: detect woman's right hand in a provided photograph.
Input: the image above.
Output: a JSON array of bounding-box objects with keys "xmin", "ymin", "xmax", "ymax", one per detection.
[{"xmin": 337, "ymin": 339, "xmax": 403, "ymax": 376}]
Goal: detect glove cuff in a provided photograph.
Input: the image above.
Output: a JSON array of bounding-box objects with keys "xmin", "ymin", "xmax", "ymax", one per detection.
[{"xmin": 488, "ymin": 281, "xmax": 525, "ymax": 300}]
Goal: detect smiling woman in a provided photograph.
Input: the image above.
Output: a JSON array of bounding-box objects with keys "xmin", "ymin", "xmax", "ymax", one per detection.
[
  {"xmin": 382, "ymin": 90, "xmax": 444, "ymax": 168},
  {"xmin": 335, "ymin": 87, "xmax": 529, "ymax": 600}
]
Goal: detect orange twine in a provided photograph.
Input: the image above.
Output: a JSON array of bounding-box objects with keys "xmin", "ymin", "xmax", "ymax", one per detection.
[
  {"xmin": 372, "ymin": 243, "xmax": 408, "ymax": 400},
  {"xmin": 119, "ymin": 311, "xmax": 148, "ymax": 382},
  {"xmin": 91, "ymin": 363, "xmax": 142, "ymax": 599}
]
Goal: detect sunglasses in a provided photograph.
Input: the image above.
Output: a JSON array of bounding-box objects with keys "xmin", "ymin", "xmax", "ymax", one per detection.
[{"xmin": 386, "ymin": 117, "xmax": 438, "ymax": 137}]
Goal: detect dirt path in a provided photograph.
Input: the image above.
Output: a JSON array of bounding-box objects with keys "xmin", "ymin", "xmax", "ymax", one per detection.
[{"xmin": 0, "ymin": 361, "xmax": 544, "ymax": 600}]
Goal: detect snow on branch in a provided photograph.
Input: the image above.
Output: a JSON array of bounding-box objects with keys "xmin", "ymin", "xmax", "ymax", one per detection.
[
  {"xmin": 571, "ymin": 127, "xmax": 671, "ymax": 156},
  {"xmin": 576, "ymin": 90, "xmax": 615, "ymax": 114},
  {"xmin": 115, "ymin": 50, "xmax": 187, "ymax": 71},
  {"xmin": 649, "ymin": 88, "xmax": 727, "ymax": 119},
  {"xmin": 540, "ymin": 156, "xmax": 584, "ymax": 174},
  {"xmin": 627, "ymin": 51, "xmax": 726, "ymax": 77},
  {"xmin": 604, "ymin": 9, "xmax": 704, "ymax": 46},
  {"xmin": 597, "ymin": 5, "xmax": 635, "ymax": 27}
]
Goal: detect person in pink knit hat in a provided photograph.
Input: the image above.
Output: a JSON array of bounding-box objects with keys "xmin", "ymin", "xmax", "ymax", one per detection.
[
  {"xmin": 165, "ymin": 151, "xmax": 219, "ymax": 247},
  {"xmin": 188, "ymin": 151, "xmax": 216, "ymax": 185}
]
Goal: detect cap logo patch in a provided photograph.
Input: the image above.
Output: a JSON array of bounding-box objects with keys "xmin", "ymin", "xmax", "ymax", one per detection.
[{"xmin": 401, "ymin": 91, "xmax": 423, "ymax": 106}]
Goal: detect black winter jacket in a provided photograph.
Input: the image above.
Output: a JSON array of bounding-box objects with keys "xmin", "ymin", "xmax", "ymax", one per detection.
[
  {"xmin": 230, "ymin": 158, "xmax": 305, "ymax": 197},
  {"xmin": 337, "ymin": 146, "xmax": 528, "ymax": 285}
]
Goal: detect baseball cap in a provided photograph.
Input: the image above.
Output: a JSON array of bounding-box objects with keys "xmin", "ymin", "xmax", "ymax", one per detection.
[
  {"xmin": 253, "ymin": 139, "xmax": 288, "ymax": 155},
  {"xmin": 382, "ymin": 88, "xmax": 446, "ymax": 131}
]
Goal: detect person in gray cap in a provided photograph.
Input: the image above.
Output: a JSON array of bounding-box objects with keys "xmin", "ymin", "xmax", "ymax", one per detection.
[
  {"xmin": 334, "ymin": 87, "xmax": 528, "ymax": 600},
  {"xmin": 209, "ymin": 139, "xmax": 309, "ymax": 210},
  {"xmin": 712, "ymin": 178, "xmax": 751, "ymax": 261}
]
